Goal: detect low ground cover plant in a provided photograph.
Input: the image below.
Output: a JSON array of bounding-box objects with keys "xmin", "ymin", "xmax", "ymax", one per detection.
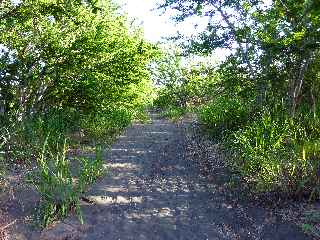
[
  {"xmin": 226, "ymin": 113, "xmax": 320, "ymax": 198},
  {"xmin": 28, "ymin": 138, "xmax": 104, "ymax": 228}
]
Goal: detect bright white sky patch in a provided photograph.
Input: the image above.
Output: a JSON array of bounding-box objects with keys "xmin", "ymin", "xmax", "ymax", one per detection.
[
  {"xmin": 123, "ymin": 0, "xmax": 176, "ymax": 42},
  {"xmin": 12, "ymin": 0, "xmax": 21, "ymax": 5},
  {"xmin": 120, "ymin": 0, "xmax": 229, "ymax": 61},
  {"xmin": 121, "ymin": 0, "xmax": 208, "ymax": 43}
]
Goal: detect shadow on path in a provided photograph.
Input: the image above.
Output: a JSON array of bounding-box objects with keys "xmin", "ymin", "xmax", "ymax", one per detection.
[{"xmin": 76, "ymin": 112, "xmax": 311, "ymax": 240}]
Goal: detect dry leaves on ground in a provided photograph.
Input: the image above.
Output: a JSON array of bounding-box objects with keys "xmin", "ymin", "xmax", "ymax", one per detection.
[{"xmin": 0, "ymin": 210, "xmax": 16, "ymax": 240}]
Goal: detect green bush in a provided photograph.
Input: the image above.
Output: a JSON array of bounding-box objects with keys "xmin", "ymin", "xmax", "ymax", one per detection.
[
  {"xmin": 198, "ymin": 96, "xmax": 250, "ymax": 134},
  {"xmin": 153, "ymin": 88, "xmax": 178, "ymax": 109},
  {"xmin": 81, "ymin": 108, "xmax": 132, "ymax": 142},
  {"xmin": 0, "ymin": 109, "xmax": 79, "ymax": 164},
  {"xmin": 161, "ymin": 106, "xmax": 187, "ymax": 121},
  {"xmin": 0, "ymin": 121, "xmax": 41, "ymax": 164},
  {"xmin": 227, "ymin": 113, "xmax": 320, "ymax": 198}
]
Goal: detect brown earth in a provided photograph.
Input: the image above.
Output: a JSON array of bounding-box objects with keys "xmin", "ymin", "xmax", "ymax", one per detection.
[{"xmin": 0, "ymin": 111, "xmax": 315, "ymax": 239}]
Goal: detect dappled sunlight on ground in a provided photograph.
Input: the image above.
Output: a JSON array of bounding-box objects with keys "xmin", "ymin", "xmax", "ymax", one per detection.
[
  {"xmin": 87, "ymin": 195, "xmax": 143, "ymax": 205},
  {"xmin": 103, "ymin": 163, "xmax": 141, "ymax": 171},
  {"xmin": 73, "ymin": 112, "xmax": 311, "ymax": 240}
]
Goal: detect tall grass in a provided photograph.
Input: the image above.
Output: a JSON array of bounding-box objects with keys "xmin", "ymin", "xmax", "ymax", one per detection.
[
  {"xmin": 28, "ymin": 138, "xmax": 104, "ymax": 228},
  {"xmin": 0, "ymin": 106, "xmax": 135, "ymax": 227},
  {"xmin": 198, "ymin": 96, "xmax": 250, "ymax": 137},
  {"xmin": 197, "ymin": 95, "xmax": 320, "ymax": 199}
]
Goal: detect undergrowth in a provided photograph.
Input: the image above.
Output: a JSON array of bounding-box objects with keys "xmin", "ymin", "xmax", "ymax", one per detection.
[
  {"xmin": 198, "ymin": 96, "xmax": 320, "ymax": 200},
  {"xmin": 227, "ymin": 114, "xmax": 320, "ymax": 198},
  {"xmin": 27, "ymin": 138, "xmax": 104, "ymax": 228},
  {"xmin": 161, "ymin": 106, "xmax": 188, "ymax": 121},
  {"xmin": 198, "ymin": 96, "xmax": 250, "ymax": 137},
  {"xmin": 0, "ymin": 107, "xmax": 135, "ymax": 228}
]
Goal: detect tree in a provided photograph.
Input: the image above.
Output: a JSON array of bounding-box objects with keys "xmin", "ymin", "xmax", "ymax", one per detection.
[
  {"xmin": 160, "ymin": 0, "xmax": 320, "ymax": 115},
  {"xmin": 151, "ymin": 47, "xmax": 219, "ymax": 107},
  {"xmin": 0, "ymin": 0, "xmax": 156, "ymax": 120}
]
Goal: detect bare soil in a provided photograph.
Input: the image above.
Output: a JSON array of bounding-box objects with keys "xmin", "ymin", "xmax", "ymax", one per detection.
[{"xmin": 0, "ymin": 111, "xmax": 315, "ymax": 239}]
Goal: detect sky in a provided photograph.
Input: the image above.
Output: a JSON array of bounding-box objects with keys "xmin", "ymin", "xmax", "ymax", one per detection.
[
  {"xmin": 121, "ymin": 0, "xmax": 272, "ymax": 61},
  {"xmin": 125, "ymin": 0, "xmax": 176, "ymax": 42},
  {"xmin": 121, "ymin": 0, "xmax": 208, "ymax": 43},
  {"xmin": 120, "ymin": 0, "xmax": 230, "ymax": 61}
]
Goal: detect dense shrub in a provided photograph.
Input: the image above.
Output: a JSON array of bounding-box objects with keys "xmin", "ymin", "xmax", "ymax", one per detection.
[
  {"xmin": 80, "ymin": 108, "xmax": 133, "ymax": 142},
  {"xmin": 227, "ymin": 113, "xmax": 320, "ymax": 198},
  {"xmin": 154, "ymin": 88, "xmax": 179, "ymax": 109},
  {"xmin": 198, "ymin": 96, "xmax": 250, "ymax": 134},
  {"xmin": 161, "ymin": 106, "xmax": 187, "ymax": 121},
  {"xmin": 0, "ymin": 108, "xmax": 79, "ymax": 164}
]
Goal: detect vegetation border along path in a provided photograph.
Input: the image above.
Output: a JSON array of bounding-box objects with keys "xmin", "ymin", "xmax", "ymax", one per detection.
[{"xmin": 36, "ymin": 112, "xmax": 311, "ymax": 240}]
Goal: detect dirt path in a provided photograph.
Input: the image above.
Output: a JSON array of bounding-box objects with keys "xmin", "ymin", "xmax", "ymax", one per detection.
[{"xmin": 58, "ymin": 112, "xmax": 309, "ymax": 240}]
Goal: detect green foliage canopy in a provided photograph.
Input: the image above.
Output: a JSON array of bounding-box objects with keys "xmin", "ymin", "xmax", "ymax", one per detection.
[
  {"xmin": 160, "ymin": 0, "xmax": 320, "ymax": 115},
  {"xmin": 0, "ymin": 0, "xmax": 157, "ymax": 120}
]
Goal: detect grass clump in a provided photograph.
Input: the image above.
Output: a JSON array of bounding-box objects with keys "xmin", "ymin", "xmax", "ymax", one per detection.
[
  {"xmin": 161, "ymin": 106, "xmax": 187, "ymax": 121},
  {"xmin": 198, "ymin": 96, "xmax": 250, "ymax": 135},
  {"xmin": 0, "ymin": 107, "xmax": 135, "ymax": 228},
  {"xmin": 28, "ymin": 138, "xmax": 104, "ymax": 228},
  {"xmin": 197, "ymin": 95, "xmax": 320, "ymax": 200},
  {"xmin": 224, "ymin": 111, "xmax": 320, "ymax": 199}
]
